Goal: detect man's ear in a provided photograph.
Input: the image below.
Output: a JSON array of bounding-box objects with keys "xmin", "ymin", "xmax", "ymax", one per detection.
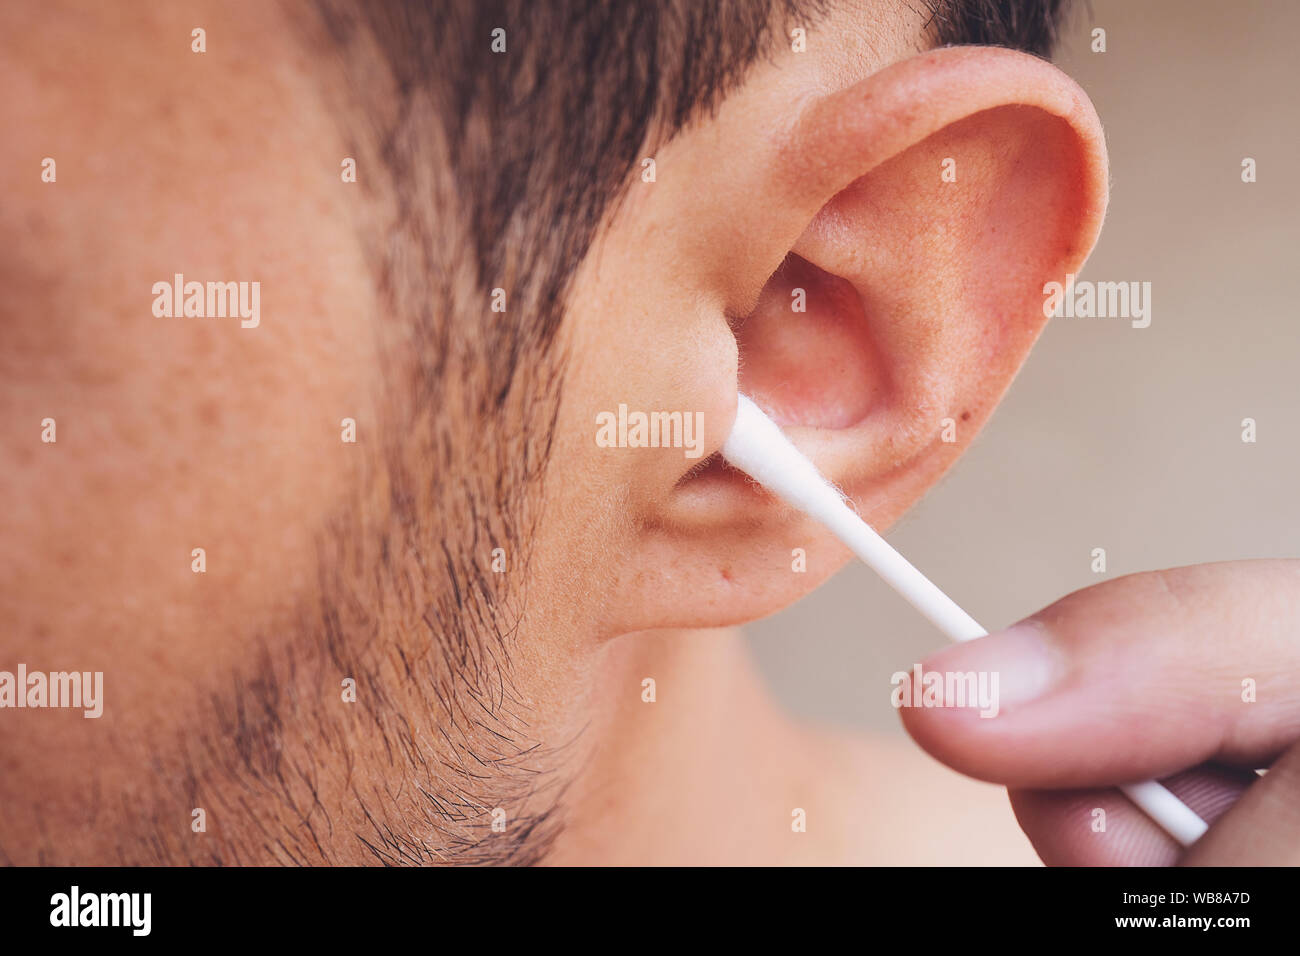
[{"xmin": 594, "ymin": 46, "xmax": 1107, "ymax": 637}]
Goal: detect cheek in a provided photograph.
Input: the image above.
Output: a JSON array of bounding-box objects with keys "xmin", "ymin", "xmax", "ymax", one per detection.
[
  {"xmin": 0, "ymin": 211, "xmax": 379, "ymax": 717},
  {"xmin": 0, "ymin": 289, "xmax": 369, "ymax": 683},
  {"xmin": 0, "ymin": 14, "xmax": 384, "ymax": 693}
]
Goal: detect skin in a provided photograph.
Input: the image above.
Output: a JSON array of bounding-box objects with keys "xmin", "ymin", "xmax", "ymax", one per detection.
[
  {"xmin": 2, "ymin": 0, "xmax": 1290, "ymax": 866},
  {"xmin": 1, "ymin": 0, "xmax": 393, "ymax": 862},
  {"xmin": 903, "ymin": 561, "xmax": 1300, "ymax": 865}
]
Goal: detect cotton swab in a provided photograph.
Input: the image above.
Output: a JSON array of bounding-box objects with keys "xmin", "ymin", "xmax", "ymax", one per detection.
[{"xmin": 721, "ymin": 394, "xmax": 1210, "ymax": 848}]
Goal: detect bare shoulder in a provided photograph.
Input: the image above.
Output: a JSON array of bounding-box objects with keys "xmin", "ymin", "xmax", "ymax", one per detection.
[{"xmin": 800, "ymin": 726, "xmax": 1042, "ymax": 866}]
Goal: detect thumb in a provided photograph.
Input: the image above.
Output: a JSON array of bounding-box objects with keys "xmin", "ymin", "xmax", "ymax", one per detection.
[{"xmin": 898, "ymin": 560, "xmax": 1300, "ymax": 789}]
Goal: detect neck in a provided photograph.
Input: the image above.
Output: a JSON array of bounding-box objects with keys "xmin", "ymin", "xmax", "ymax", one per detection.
[{"xmin": 548, "ymin": 626, "xmax": 827, "ymax": 865}]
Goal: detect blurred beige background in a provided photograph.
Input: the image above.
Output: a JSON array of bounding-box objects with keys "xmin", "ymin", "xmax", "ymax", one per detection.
[{"xmin": 747, "ymin": 0, "xmax": 1300, "ymax": 732}]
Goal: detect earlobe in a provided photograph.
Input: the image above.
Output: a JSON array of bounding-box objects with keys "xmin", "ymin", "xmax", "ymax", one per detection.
[{"xmin": 605, "ymin": 45, "xmax": 1108, "ymax": 637}]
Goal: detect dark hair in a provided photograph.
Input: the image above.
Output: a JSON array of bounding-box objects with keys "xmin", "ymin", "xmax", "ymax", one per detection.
[
  {"xmin": 285, "ymin": 0, "xmax": 1075, "ymax": 865},
  {"xmin": 313, "ymin": 0, "xmax": 1072, "ymax": 413}
]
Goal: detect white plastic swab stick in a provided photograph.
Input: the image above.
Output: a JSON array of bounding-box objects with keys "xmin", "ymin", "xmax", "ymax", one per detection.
[{"xmin": 721, "ymin": 394, "xmax": 1209, "ymax": 848}]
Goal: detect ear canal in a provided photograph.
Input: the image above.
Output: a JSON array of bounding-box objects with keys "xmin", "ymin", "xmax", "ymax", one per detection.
[
  {"xmin": 721, "ymin": 394, "xmax": 847, "ymax": 512},
  {"xmin": 733, "ymin": 253, "xmax": 886, "ymax": 430}
]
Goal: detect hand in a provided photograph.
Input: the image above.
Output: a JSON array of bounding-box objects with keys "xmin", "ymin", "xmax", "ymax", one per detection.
[{"xmin": 898, "ymin": 559, "xmax": 1300, "ymax": 864}]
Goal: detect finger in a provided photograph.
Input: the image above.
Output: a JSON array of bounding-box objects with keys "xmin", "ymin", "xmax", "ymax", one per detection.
[
  {"xmin": 898, "ymin": 559, "xmax": 1300, "ymax": 789},
  {"xmin": 1181, "ymin": 739, "xmax": 1300, "ymax": 865},
  {"xmin": 1008, "ymin": 764, "xmax": 1255, "ymax": 866}
]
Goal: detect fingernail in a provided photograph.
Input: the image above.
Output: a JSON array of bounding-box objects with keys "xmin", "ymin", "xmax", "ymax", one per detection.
[{"xmin": 920, "ymin": 620, "xmax": 1066, "ymax": 712}]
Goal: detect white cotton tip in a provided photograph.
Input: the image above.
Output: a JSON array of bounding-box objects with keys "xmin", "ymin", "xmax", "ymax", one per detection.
[
  {"xmin": 721, "ymin": 395, "xmax": 850, "ymax": 528},
  {"xmin": 722, "ymin": 394, "xmax": 987, "ymax": 643},
  {"xmin": 720, "ymin": 393, "xmax": 1208, "ymax": 848}
]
